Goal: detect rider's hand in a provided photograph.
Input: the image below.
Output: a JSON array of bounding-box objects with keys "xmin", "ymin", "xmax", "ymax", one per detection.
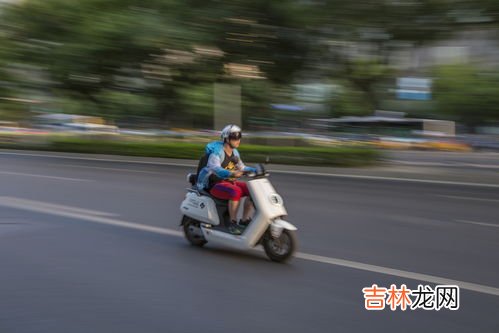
[{"xmin": 232, "ymin": 171, "xmax": 244, "ymax": 178}]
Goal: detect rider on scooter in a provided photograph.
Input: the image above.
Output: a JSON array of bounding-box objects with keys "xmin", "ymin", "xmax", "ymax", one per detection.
[{"xmin": 196, "ymin": 124, "xmax": 256, "ymax": 235}]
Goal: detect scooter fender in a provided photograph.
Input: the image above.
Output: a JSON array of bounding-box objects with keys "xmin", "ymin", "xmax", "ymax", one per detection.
[
  {"xmin": 273, "ymin": 219, "xmax": 297, "ymax": 231},
  {"xmin": 270, "ymin": 219, "xmax": 297, "ymax": 239}
]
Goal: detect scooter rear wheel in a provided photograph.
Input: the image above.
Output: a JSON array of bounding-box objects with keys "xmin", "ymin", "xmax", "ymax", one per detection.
[
  {"xmin": 263, "ymin": 229, "xmax": 297, "ymax": 263},
  {"xmin": 182, "ymin": 216, "xmax": 207, "ymax": 247}
]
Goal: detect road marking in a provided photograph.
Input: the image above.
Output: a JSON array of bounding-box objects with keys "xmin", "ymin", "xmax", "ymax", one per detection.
[
  {"xmin": 271, "ymin": 170, "xmax": 499, "ymax": 188},
  {"xmin": 0, "ymin": 170, "xmax": 90, "ymax": 182},
  {"xmin": 389, "ymin": 160, "xmax": 499, "ymax": 170},
  {"xmin": 0, "ymin": 195, "xmax": 498, "ymax": 297},
  {"xmin": 0, "ymin": 196, "xmax": 182, "ymax": 237},
  {"xmin": 2, "ymin": 150, "xmax": 499, "ymax": 188},
  {"xmin": 0, "ymin": 151, "xmax": 196, "ymax": 167},
  {"xmin": 462, "ymin": 163, "xmax": 499, "ymax": 169},
  {"xmin": 455, "ymin": 219, "xmax": 499, "ymax": 228},
  {"xmin": 388, "ymin": 160, "xmax": 449, "ymax": 167},
  {"xmin": 0, "ymin": 197, "xmax": 120, "ymax": 217},
  {"xmin": 59, "ymin": 164, "xmax": 164, "ymax": 175},
  {"xmin": 294, "ymin": 252, "xmax": 499, "ymax": 296},
  {"xmin": 295, "ymin": 252, "xmax": 499, "ymax": 296},
  {"xmin": 435, "ymin": 194, "xmax": 499, "ymax": 203}
]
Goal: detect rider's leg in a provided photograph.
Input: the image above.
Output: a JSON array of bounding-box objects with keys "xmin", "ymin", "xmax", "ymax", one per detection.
[
  {"xmin": 242, "ymin": 197, "xmax": 254, "ymax": 221},
  {"xmin": 210, "ymin": 181, "xmax": 246, "ymax": 234},
  {"xmin": 228, "ymin": 199, "xmax": 241, "ymax": 222},
  {"xmin": 234, "ymin": 182, "xmax": 253, "ymax": 223},
  {"xmin": 210, "ymin": 181, "xmax": 242, "ymax": 223}
]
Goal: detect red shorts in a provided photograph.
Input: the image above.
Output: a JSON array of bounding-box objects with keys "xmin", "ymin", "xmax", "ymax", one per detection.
[{"xmin": 210, "ymin": 181, "xmax": 250, "ymax": 201}]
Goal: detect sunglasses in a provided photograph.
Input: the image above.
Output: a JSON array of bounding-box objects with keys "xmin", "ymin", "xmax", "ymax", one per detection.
[{"xmin": 228, "ymin": 132, "xmax": 242, "ymax": 140}]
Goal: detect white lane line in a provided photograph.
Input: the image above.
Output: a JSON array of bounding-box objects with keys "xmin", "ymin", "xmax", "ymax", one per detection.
[
  {"xmin": 2, "ymin": 150, "xmax": 499, "ymax": 188},
  {"xmin": 462, "ymin": 163, "xmax": 499, "ymax": 169},
  {"xmin": 60, "ymin": 164, "xmax": 164, "ymax": 175},
  {"xmin": 435, "ymin": 194, "xmax": 499, "ymax": 203},
  {"xmin": 389, "ymin": 160, "xmax": 499, "ymax": 169},
  {"xmin": 0, "ymin": 197, "xmax": 120, "ymax": 217},
  {"xmin": 455, "ymin": 219, "xmax": 499, "ymax": 228},
  {"xmin": 270, "ymin": 170, "xmax": 499, "ymax": 188},
  {"xmin": 294, "ymin": 252, "xmax": 499, "ymax": 297},
  {"xmin": 0, "ymin": 151, "xmax": 196, "ymax": 167},
  {"xmin": 0, "ymin": 170, "xmax": 91, "ymax": 182},
  {"xmin": 0, "ymin": 196, "xmax": 182, "ymax": 237},
  {"xmin": 0, "ymin": 195, "xmax": 498, "ymax": 297},
  {"xmin": 388, "ymin": 160, "xmax": 448, "ymax": 167}
]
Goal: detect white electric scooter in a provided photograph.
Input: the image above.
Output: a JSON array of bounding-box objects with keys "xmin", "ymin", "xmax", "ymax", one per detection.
[{"xmin": 180, "ymin": 164, "xmax": 297, "ymax": 262}]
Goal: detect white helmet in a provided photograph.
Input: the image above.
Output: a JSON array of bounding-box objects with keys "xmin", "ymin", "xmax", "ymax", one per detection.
[{"xmin": 220, "ymin": 124, "xmax": 242, "ymax": 142}]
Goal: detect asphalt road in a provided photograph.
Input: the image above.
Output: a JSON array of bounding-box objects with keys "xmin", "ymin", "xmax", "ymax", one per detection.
[
  {"xmin": 0, "ymin": 151, "xmax": 498, "ymax": 333},
  {"xmin": 384, "ymin": 150, "xmax": 499, "ymax": 170}
]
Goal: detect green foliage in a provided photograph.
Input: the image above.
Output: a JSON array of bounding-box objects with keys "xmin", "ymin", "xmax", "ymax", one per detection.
[
  {"xmin": 97, "ymin": 91, "xmax": 159, "ymax": 121},
  {"xmin": 0, "ymin": 136, "xmax": 380, "ymax": 167},
  {"xmin": 1, "ymin": 0, "xmax": 498, "ymax": 126},
  {"xmin": 177, "ymin": 84, "xmax": 214, "ymax": 127},
  {"xmin": 337, "ymin": 58, "xmax": 394, "ymax": 111},
  {"xmin": 55, "ymin": 96, "xmax": 99, "ymax": 116},
  {"xmin": 241, "ymin": 80, "xmax": 274, "ymax": 127},
  {"xmin": 329, "ymin": 81, "xmax": 373, "ymax": 118},
  {"xmin": 433, "ymin": 64, "xmax": 499, "ymax": 128},
  {"xmin": 0, "ymin": 101, "xmax": 30, "ymax": 122},
  {"xmin": 0, "ymin": 0, "xmax": 314, "ymax": 126}
]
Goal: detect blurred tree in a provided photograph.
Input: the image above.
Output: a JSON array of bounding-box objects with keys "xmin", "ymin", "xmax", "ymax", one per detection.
[
  {"xmin": 96, "ymin": 90, "xmax": 158, "ymax": 123},
  {"xmin": 0, "ymin": 29, "xmax": 31, "ymax": 121},
  {"xmin": 303, "ymin": 0, "xmax": 490, "ymax": 112},
  {"xmin": 452, "ymin": 0, "xmax": 499, "ymax": 27},
  {"xmin": 176, "ymin": 83, "xmax": 214, "ymax": 128},
  {"xmin": 328, "ymin": 81, "xmax": 371, "ymax": 118},
  {"xmin": 342, "ymin": 60, "xmax": 393, "ymax": 111},
  {"xmin": 0, "ymin": 0, "xmax": 313, "ymax": 127},
  {"xmin": 433, "ymin": 64, "xmax": 499, "ymax": 131},
  {"xmin": 241, "ymin": 80, "xmax": 274, "ymax": 129},
  {"xmin": 1, "ymin": 0, "xmax": 498, "ymax": 126},
  {"xmin": 0, "ymin": 30, "xmax": 13, "ymax": 97},
  {"xmin": 1, "ymin": 0, "xmax": 197, "ymax": 124}
]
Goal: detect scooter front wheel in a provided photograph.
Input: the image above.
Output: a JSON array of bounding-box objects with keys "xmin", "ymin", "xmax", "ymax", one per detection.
[
  {"xmin": 262, "ymin": 229, "xmax": 297, "ymax": 263},
  {"xmin": 182, "ymin": 216, "xmax": 207, "ymax": 247}
]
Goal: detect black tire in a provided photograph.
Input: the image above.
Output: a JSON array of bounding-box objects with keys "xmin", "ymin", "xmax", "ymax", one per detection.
[
  {"xmin": 262, "ymin": 229, "xmax": 297, "ymax": 263},
  {"xmin": 182, "ymin": 216, "xmax": 207, "ymax": 247}
]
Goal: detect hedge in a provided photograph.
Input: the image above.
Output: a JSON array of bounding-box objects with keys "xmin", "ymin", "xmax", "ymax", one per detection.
[{"xmin": 0, "ymin": 135, "xmax": 381, "ymax": 167}]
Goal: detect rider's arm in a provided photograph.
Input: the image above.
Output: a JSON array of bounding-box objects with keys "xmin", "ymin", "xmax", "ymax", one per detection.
[
  {"xmin": 206, "ymin": 153, "xmax": 232, "ymax": 179},
  {"xmin": 242, "ymin": 165, "xmax": 257, "ymax": 173},
  {"xmin": 234, "ymin": 151, "xmax": 257, "ymax": 173}
]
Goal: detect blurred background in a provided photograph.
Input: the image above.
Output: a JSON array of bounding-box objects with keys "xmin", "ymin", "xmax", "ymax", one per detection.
[
  {"xmin": 1, "ymin": 3, "xmax": 498, "ymax": 332},
  {"xmin": 0, "ymin": 0, "xmax": 498, "ymax": 152}
]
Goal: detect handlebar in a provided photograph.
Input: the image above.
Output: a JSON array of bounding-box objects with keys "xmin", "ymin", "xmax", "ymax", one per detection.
[{"xmin": 244, "ymin": 163, "xmax": 269, "ymax": 178}]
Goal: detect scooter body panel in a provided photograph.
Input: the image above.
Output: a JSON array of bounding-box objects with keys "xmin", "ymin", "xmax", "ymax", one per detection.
[
  {"xmin": 248, "ymin": 178, "xmax": 287, "ymax": 219},
  {"xmin": 200, "ymin": 228, "xmax": 248, "ymax": 249},
  {"xmin": 180, "ymin": 192, "xmax": 220, "ymax": 225},
  {"xmin": 200, "ymin": 211, "xmax": 269, "ymax": 248}
]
